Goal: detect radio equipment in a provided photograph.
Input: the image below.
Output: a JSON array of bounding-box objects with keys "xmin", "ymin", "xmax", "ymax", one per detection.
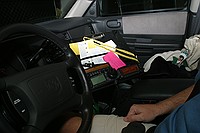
[{"xmin": 85, "ymin": 63, "xmax": 141, "ymax": 91}]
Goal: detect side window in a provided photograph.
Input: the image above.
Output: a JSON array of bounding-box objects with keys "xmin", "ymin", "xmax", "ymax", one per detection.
[{"xmin": 97, "ymin": 0, "xmax": 188, "ymax": 16}]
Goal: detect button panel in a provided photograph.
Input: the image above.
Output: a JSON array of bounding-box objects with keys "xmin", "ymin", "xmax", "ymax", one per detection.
[{"xmin": 8, "ymin": 91, "xmax": 29, "ymax": 122}]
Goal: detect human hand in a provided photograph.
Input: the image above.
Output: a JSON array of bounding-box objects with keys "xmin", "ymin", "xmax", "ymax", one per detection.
[{"xmin": 123, "ymin": 104, "xmax": 160, "ymax": 122}]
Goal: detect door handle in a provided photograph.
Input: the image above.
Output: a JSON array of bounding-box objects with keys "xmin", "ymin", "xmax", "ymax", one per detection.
[{"xmin": 106, "ymin": 20, "xmax": 121, "ymax": 28}]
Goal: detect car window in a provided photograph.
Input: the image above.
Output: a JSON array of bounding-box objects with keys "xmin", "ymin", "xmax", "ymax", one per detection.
[
  {"xmin": 0, "ymin": 0, "xmax": 77, "ymax": 28},
  {"xmin": 97, "ymin": 0, "xmax": 188, "ymax": 16},
  {"xmin": 0, "ymin": 0, "xmax": 56, "ymax": 27}
]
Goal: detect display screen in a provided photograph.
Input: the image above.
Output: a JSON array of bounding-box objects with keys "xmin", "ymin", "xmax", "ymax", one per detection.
[{"xmin": 91, "ymin": 73, "xmax": 106, "ymax": 86}]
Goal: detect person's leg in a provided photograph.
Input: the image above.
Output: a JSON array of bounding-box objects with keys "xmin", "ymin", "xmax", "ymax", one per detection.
[
  {"xmin": 59, "ymin": 115, "xmax": 156, "ymax": 133},
  {"xmin": 59, "ymin": 116, "xmax": 82, "ymax": 133},
  {"xmin": 90, "ymin": 115, "xmax": 129, "ymax": 133},
  {"xmin": 90, "ymin": 115, "xmax": 156, "ymax": 133}
]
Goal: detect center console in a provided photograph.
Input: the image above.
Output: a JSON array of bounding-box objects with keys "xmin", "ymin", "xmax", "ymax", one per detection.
[
  {"xmin": 80, "ymin": 31, "xmax": 142, "ymax": 91},
  {"xmin": 85, "ymin": 62, "xmax": 141, "ymax": 91}
]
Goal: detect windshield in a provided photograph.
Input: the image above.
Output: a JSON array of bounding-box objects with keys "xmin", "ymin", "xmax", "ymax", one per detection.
[{"xmin": 0, "ymin": 0, "xmax": 76, "ymax": 28}]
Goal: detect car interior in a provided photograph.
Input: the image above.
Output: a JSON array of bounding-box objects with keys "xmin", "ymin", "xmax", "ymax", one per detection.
[{"xmin": 0, "ymin": 0, "xmax": 199, "ymax": 133}]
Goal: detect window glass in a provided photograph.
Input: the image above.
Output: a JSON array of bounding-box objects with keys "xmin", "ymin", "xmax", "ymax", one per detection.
[
  {"xmin": 0, "ymin": 0, "xmax": 56, "ymax": 27},
  {"xmin": 0, "ymin": 0, "xmax": 77, "ymax": 27},
  {"xmin": 98, "ymin": 0, "xmax": 188, "ymax": 16}
]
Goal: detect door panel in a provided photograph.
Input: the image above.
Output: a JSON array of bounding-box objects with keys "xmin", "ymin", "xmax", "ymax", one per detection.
[
  {"xmin": 90, "ymin": 0, "xmax": 190, "ymax": 64},
  {"xmin": 121, "ymin": 11, "xmax": 188, "ymax": 64},
  {"xmin": 122, "ymin": 34, "xmax": 185, "ymax": 64},
  {"xmin": 92, "ymin": 11, "xmax": 188, "ymax": 64}
]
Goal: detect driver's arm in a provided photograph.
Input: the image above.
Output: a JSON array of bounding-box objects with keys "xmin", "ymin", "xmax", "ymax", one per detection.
[{"xmin": 123, "ymin": 84, "xmax": 194, "ymax": 122}]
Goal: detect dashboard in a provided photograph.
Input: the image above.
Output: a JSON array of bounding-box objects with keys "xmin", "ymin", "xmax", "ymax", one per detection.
[
  {"xmin": 0, "ymin": 36, "xmax": 66, "ymax": 77},
  {"xmin": 0, "ymin": 18, "xmax": 142, "ymax": 133},
  {"xmin": 0, "ymin": 18, "xmax": 94, "ymax": 76},
  {"xmin": 0, "ymin": 17, "xmax": 141, "ymax": 92}
]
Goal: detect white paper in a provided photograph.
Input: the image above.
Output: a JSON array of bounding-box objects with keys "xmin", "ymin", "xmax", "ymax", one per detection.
[{"xmin": 78, "ymin": 40, "xmax": 117, "ymax": 67}]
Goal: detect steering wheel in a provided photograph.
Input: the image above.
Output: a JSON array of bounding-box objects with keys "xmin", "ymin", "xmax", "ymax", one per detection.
[{"xmin": 0, "ymin": 23, "xmax": 93, "ymax": 133}]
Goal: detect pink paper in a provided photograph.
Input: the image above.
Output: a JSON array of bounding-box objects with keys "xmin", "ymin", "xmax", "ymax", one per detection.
[{"xmin": 103, "ymin": 52, "xmax": 126, "ymax": 70}]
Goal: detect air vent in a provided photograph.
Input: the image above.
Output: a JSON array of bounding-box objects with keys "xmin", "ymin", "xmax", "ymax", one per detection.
[{"xmin": 63, "ymin": 32, "xmax": 71, "ymax": 40}]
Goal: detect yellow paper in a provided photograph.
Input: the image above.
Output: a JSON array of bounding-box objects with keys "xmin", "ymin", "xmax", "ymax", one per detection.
[
  {"xmin": 69, "ymin": 43, "xmax": 79, "ymax": 55},
  {"xmin": 70, "ymin": 40, "xmax": 97, "ymax": 55},
  {"xmin": 87, "ymin": 40, "xmax": 96, "ymax": 49}
]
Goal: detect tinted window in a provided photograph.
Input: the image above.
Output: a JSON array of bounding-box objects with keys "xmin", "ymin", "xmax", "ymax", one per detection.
[
  {"xmin": 0, "ymin": 0, "xmax": 77, "ymax": 28},
  {"xmin": 0, "ymin": 0, "xmax": 56, "ymax": 27},
  {"xmin": 98, "ymin": 0, "xmax": 188, "ymax": 16}
]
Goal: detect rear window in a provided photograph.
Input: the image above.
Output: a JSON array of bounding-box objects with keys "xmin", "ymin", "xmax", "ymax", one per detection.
[{"xmin": 98, "ymin": 0, "xmax": 188, "ymax": 16}]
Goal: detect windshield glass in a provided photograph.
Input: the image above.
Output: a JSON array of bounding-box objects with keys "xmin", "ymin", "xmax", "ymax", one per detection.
[{"xmin": 0, "ymin": 0, "xmax": 76, "ymax": 28}]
